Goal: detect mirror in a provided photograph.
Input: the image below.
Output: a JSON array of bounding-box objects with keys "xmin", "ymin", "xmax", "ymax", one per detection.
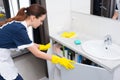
[
  {"xmin": 71, "ymin": 0, "xmax": 116, "ymax": 19},
  {"xmin": 0, "ymin": 0, "xmax": 6, "ymax": 21},
  {"xmin": 91, "ymin": 0, "xmax": 116, "ymax": 18},
  {"xmin": 0, "ymin": 0, "xmax": 11, "ymax": 21}
]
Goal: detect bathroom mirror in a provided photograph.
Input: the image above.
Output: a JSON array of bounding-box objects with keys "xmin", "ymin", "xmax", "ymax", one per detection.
[
  {"xmin": 0, "ymin": 0, "xmax": 11, "ymax": 21},
  {"xmin": 71, "ymin": 0, "xmax": 116, "ymax": 19},
  {"xmin": 91, "ymin": 0, "xmax": 116, "ymax": 18}
]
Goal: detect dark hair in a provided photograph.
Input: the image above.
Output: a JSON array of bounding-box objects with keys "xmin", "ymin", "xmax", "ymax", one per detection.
[{"xmin": 0, "ymin": 4, "xmax": 46, "ymax": 26}]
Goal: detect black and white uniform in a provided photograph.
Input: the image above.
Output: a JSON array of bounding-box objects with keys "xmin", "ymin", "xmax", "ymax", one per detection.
[{"xmin": 0, "ymin": 21, "xmax": 33, "ymax": 80}]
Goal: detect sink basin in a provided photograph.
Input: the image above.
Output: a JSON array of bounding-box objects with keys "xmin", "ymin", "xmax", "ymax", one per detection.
[{"xmin": 81, "ymin": 40, "xmax": 120, "ymax": 60}]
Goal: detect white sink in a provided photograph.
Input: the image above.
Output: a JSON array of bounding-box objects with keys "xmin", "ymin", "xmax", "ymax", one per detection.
[{"xmin": 81, "ymin": 40, "xmax": 120, "ymax": 60}]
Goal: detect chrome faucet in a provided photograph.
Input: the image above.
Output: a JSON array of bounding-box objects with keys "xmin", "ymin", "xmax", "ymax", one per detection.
[{"xmin": 104, "ymin": 34, "xmax": 112, "ymax": 45}]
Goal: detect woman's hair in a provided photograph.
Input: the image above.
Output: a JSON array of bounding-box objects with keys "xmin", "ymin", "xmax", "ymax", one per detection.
[{"xmin": 0, "ymin": 4, "xmax": 46, "ymax": 26}]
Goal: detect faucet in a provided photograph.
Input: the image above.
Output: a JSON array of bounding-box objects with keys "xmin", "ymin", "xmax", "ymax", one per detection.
[{"xmin": 104, "ymin": 34, "xmax": 112, "ymax": 45}]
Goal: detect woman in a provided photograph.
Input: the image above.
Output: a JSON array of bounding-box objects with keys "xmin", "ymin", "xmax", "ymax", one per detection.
[{"xmin": 0, "ymin": 4, "xmax": 74, "ymax": 80}]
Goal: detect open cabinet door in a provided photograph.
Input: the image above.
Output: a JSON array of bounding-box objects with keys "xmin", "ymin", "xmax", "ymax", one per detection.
[{"xmin": 60, "ymin": 63, "xmax": 113, "ymax": 80}]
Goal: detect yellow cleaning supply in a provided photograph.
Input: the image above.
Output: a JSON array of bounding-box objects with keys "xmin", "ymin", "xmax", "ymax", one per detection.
[
  {"xmin": 0, "ymin": 13, "xmax": 5, "ymax": 18},
  {"xmin": 51, "ymin": 55, "xmax": 75, "ymax": 70},
  {"xmin": 38, "ymin": 43, "xmax": 51, "ymax": 51},
  {"xmin": 61, "ymin": 32, "xmax": 76, "ymax": 38}
]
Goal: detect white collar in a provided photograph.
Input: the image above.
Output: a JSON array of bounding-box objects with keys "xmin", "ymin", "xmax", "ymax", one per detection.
[
  {"xmin": 0, "ymin": 21, "xmax": 29, "ymax": 30},
  {"xmin": 21, "ymin": 21, "xmax": 28, "ymax": 29}
]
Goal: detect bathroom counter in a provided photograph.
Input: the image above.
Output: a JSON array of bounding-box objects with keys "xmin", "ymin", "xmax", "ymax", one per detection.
[{"xmin": 50, "ymin": 32, "xmax": 120, "ymax": 71}]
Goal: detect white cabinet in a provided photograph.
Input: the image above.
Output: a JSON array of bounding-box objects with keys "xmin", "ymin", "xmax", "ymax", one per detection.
[
  {"xmin": 61, "ymin": 63, "xmax": 112, "ymax": 80},
  {"xmin": 47, "ymin": 34, "xmax": 114, "ymax": 80}
]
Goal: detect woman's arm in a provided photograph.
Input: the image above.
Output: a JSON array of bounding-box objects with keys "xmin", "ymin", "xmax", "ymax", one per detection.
[
  {"xmin": 112, "ymin": 11, "xmax": 119, "ymax": 20},
  {"xmin": 27, "ymin": 44, "xmax": 52, "ymax": 61},
  {"xmin": 27, "ymin": 44, "xmax": 75, "ymax": 69},
  {"xmin": 34, "ymin": 43, "xmax": 39, "ymax": 48}
]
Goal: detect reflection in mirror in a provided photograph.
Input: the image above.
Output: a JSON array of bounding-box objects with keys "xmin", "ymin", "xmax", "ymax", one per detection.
[
  {"xmin": 0, "ymin": 0, "xmax": 5, "ymax": 21},
  {"xmin": 0, "ymin": 0, "xmax": 10, "ymax": 21},
  {"xmin": 91, "ymin": 0, "xmax": 116, "ymax": 18}
]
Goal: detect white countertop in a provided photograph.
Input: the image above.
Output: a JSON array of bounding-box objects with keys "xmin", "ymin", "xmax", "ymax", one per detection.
[{"xmin": 50, "ymin": 31, "xmax": 120, "ymax": 71}]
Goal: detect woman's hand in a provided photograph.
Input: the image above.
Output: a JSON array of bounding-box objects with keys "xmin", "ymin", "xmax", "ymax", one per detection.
[
  {"xmin": 51, "ymin": 55, "xmax": 75, "ymax": 70},
  {"xmin": 38, "ymin": 43, "xmax": 51, "ymax": 51}
]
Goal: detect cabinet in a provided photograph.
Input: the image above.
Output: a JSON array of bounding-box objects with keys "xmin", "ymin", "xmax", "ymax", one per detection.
[
  {"xmin": 45, "ymin": 3, "xmax": 120, "ymax": 80},
  {"xmin": 47, "ymin": 32, "xmax": 113, "ymax": 80}
]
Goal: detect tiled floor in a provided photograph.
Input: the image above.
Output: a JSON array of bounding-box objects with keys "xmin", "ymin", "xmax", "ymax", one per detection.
[{"xmin": 14, "ymin": 53, "xmax": 47, "ymax": 80}]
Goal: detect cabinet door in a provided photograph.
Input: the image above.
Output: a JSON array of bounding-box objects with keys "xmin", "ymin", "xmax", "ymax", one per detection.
[{"xmin": 61, "ymin": 63, "xmax": 113, "ymax": 80}]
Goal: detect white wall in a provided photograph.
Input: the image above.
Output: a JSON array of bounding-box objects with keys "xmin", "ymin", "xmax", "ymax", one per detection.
[
  {"xmin": 71, "ymin": 12, "xmax": 120, "ymax": 45},
  {"xmin": 8, "ymin": 0, "xmax": 18, "ymax": 17},
  {"xmin": 46, "ymin": 0, "xmax": 71, "ymax": 34},
  {"xmin": 70, "ymin": 0, "xmax": 90, "ymax": 14},
  {"xmin": 46, "ymin": 0, "xmax": 90, "ymax": 34}
]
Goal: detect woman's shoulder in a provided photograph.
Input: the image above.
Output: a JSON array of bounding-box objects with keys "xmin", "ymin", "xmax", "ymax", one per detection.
[
  {"xmin": 5, "ymin": 21, "xmax": 26, "ymax": 33},
  {"xmin": 11, "ymin": 21, "xmax": 25, "ymax": 28}
]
